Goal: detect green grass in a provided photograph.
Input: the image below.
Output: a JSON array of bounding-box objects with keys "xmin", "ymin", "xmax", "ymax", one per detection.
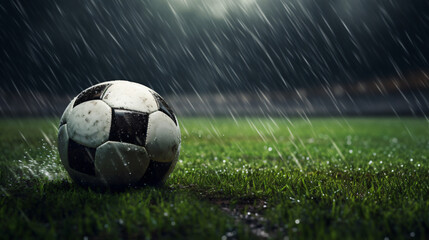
[{"xmin": 1, "ymin": 117, "xmax": 429, "ymax": 239}]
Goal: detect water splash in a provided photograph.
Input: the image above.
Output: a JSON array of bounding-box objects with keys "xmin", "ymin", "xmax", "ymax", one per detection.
[{"xmin": 3, "ymin": 138, "xmax": 67, "ymax": 188}]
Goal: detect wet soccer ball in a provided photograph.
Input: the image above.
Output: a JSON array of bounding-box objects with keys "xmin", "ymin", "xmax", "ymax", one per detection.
[{"xmin": 57, "ymin": 80, "xmax": 181, "ymax": 188}]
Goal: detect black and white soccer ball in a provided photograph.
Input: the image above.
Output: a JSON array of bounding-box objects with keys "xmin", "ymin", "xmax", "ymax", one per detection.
[{"xmin": 57, "ymin": 80, "xmax": 181, "ymax": 188}]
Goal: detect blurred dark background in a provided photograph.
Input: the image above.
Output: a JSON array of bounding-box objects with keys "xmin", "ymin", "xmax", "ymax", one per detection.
[{"xmin": 1, "ymin": 0, "xmax": 428, "ymax": 117}]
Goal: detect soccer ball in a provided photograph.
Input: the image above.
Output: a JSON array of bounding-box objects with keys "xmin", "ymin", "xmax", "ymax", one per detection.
[{"xmin": 57, "ymin": 80, "xmax": 181, "ymax": 188}]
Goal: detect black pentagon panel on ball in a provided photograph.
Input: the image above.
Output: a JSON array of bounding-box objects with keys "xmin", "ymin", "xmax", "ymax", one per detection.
[
  {"xmin": 68, "ymin": 139, "xmax": 97, "ymax": 176},
  {"xmin": 109, "ymin": 109, "xmax": 149, "ymax": 146},
  {"xmin": 136, "ymin": 160, "xmax": 172, "ymax": 186},
  {"xmin": 73, "ymin": 83, "xmax": 112, "ymax": 107},
  {"xmin": 150, "ymin": 91, "xmax": 177, "ymax": 125}
]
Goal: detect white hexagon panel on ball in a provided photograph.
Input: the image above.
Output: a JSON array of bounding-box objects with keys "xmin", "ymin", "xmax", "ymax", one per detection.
[
  {"xmin": 67, "ymin": 100, "xmax": 112, "ymax": 148},
  {"xmin": 95, "ymin": 141, "xmax": 150, "ymax": 187},
  {"xmin": 101, "ymin": 81, "xmax": 158, "ymax": 113},
  {"xmin": 146, "ymin": 111, "xmax": 181, "ymax": 163}
]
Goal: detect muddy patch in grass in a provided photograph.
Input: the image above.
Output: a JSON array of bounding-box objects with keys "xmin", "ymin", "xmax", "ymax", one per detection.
[
  {"xmin": 211, "ymin": 198, "xmax": 273, "ymax": 239},
  {"xmin": 172, "ymin": 184, "xmax": 278, "ymax": 239}
]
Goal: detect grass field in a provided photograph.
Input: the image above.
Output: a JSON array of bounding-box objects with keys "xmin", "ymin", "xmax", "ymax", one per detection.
[{"xmin": 1, "ymin": 117, "xmax": 429, "ymax": 239}]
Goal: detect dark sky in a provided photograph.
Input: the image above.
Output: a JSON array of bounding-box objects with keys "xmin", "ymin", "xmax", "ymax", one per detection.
[{"xmin": 1, "ymin": 0, "xmax": 429, "ymax": 95}]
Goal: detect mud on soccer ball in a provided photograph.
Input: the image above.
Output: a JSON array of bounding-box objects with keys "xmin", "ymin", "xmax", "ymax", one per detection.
[{"xmin": 57, "ymin": 80, "xmax": 181, "ymax": 188}]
